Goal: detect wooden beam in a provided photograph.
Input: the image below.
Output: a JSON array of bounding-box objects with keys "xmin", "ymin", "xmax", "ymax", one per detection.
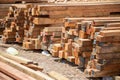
[
  {"xmin": 0, "ymin": 55, "xmax": 54, "ymax": 80},
  {"xmin": 106, "ymin": 23, "xmax": 120, "ymax": 27},
  {"xmin": 22, "ymin": 64, "xmax": 43, "ymax": 71},
  {"xmin": 0, "ymin": 50, "xmax": 33, "ymax": 64},
  {"xmin": 96, "ymin": 45, "xmax": 120, "ymax": 54},
  {"xmin": 100, "ymin": 30, "xmax": 120, "ymax": 37},
  {"xmin": 33, "ymin": 18, "xmax": 63, "ymax": 25},
  {"xmin": 0, "ymin": 61, "xmax": 36, "ymax": 80},
  {"xmin": 0, "ymin": 71, "xmax": 14, "ymax": 80},
  {"xmin": 96, "ymin": 35, "xmax": 120, "ymax": 42},
  {"xmin": 96, "ymin": 53, "xmax": 120, "ymax": 59}
]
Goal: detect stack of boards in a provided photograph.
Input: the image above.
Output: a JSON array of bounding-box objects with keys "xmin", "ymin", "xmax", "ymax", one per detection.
[
  {"xmin": 85, "ymin": 22, "xmax": 120, "ymax": 77},
  {"xmin": 2, "ymin": 2, "xmax": 120, "ymax": 47},
  {"xmin": 51, "ymin": 17, "xmax": 120, "ymax": 71},
  {"xmin": 1, "ymin": 2, "xmax": 120, "ymax": 78},
  {"xmin": 2, "ymin": 5, "xmax": 29, "ymax": 43}
]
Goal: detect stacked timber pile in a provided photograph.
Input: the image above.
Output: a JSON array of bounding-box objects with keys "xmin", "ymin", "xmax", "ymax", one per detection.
[
  {"xmin": 2, "ymin": 2, "xmax": 120, "ymax": 47},
  {"xmin": 2, "ymin": 6, "xmax": 16, "ymax": 43},
  {"xmin": 2, "ymin": 4, "xmax": 35, "ymax": 44},
  {"xmin": 28, "ymin": 2, "xmax": 120, "ymax": 50},
  {"xmin": 85, "ymin": 22, "xmax": 120, "ymax": 77},
  {"xmin": 0, "ymin": 4, "xmax": 11, "ymax": 35},
  {"xmin": 2, "ymin": 5, "xmax": 28, "ymax": 43},
  {"xmin": 2, "ymin": 22, "xmax": 16, "ymax": 43},
  {"xmin": 23, "ymin": 23, "xmax": 42, "ymax": 50},
  {"xmin": 23, "ymin": 5, "xmax": 43, "ymax": 50},
  {"xmin": 51, "ymin": 17, "xmax": 120, "ymax": 71},
  {"xmin": 14, "ymin": 6, "xmax": 26, "ymax": 43},
  {"xmin": 23, "ymin": 4, "xmax": 62, "ymax": 50}
]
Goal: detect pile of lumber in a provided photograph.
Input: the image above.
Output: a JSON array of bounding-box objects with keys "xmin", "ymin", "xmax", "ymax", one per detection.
[
  {"xmin": 2, "ymin": 2, "xmax": 120, "ymax": 46},
  {"xmin": 18, "ymin": 2, "xmax": 120, "ymax": 50},
  {"xmin": 22, "ymin": 4, "xmax": 62, "ymax": 50},
  {"xmin": 23, "ymin": 5, "xmax": 43, "ymax": 50},
  {"xmin": 50, "ymin": 17, "xmax": 120, "ymax": 70},
  {"xmin": 23, "ymin": 4, "xmax": 61, "ymax": 50},
  {"xmin": 2, "ymin": 6, "xmax": 17, "ymax": 43},
  {"xmin": 85, "ymin": 23, "xmax": 120, "ymax": 77},
  {"xmin": 2, "ymin": 5, "xmax": 27, "ymax": 43},
  {"xmin": 2, "ymin": 22, "xmax": 16, "ymax": 43},
  {"xmin": 1, "ymin": 2, "xmax": 120, "ymax": 78},
  {"xmin": 0, "ymin": 4, "xmax": 11, "ymax": 35}
]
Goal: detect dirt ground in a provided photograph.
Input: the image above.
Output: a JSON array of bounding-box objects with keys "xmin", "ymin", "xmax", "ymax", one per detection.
[{"xmin": 0, "ymin": 39, "xmax": 88, "ymax": 80}]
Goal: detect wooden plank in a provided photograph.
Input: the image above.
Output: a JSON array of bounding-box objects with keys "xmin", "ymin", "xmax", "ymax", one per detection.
[
  {"xmin": 97, "ymin": 58, "xmax": 120, "ymax": 64},
  {"xmin": 67, "ymin": 56, "xmax": 75, "ymax": 63},
  {"xmin": 96, "ymin": 35, "xmax": 120, "ymax": 42},
  {"xmin": 0, "ymin": 61, "xmax": 36, "ymax": 80},
  {"xmin": 58, "ymin": 50, "xmax": 64, "ymax": 58},
  {"xmin": 64, "ymin": 52, "xmax": 72, "ymax": 59},
  {"xmin": 100, "ymin": 30, "xmax": 120, "ymax": 37},
  {"xmin": 22, "ymin": 64, "xmax": 43, "ymax": 71},
  {"xmin": 82, "ymin": 52, "xmax": 91, "ymax": 58},
  {"xmin": 79, "ymin": 46, "xmax": 93, "ymax": 52},
  {"xmin": 47, "ymin": 71, "xmax": 69, "ymax": 80},
  {"xmin": 103, "ymin": 27, "xmax": 120, "ymax": 30},
  {"xmin": 96, "ymin": 63, "xmax": 120, "ymax": 71},
  {"xmin": 106, "ymin": 23, "xmax": 120, "ymax": 27},
  {"xmin": 0, "ymin": 71, "xmax": 14, "ymax": 80},
  {"xmin": 23, "ymin": 42, "xmax": 35, "ymax": 50},
  {"xmin": 90, "ymin": 69, "xmax": 120, "ymax": 77},
  {"xmin": 76, "ymin": 39, "xmax": 93, "ymax": 47},
  {"xmin": 33, "ymin": 18, "xmax": 63, "ymax": 25},
  {"xmin": 43, "ymin": 27, "xmax": 62, "ymax": 32},
  {"xmin": 64, "ymin": 22, "xmax": 77, "ymax": 28},
  {"xmin": 2, "ymin": 38, "xmax": 16, "ymax": 43},
  {"xmin": 96, "ymin": 53, "xmax": 120, "ymax": 59},
  {"xmin": 93, "ymin": 19, "xmax": 120, "ymax": 26},
  {"xmin": 72, "ymin": 47, "xmax": 79, "ymax": 58},
  {"xmin": 51, "ymin": 49, "xmax": 59, "ymax": 57},
  {"xmin": 0, "ymin": 50, "xmax": 33, "ymax": 64},
  {"xmin": 37, "ymin": 3, "xmax": 120, "ymax": 17},
  {"xmin": 0, "ymin": 55, "xmax": 54, "ymax": 80},
  {"xmin": 64, "ymin": 17, "xmax": 120, "ymax": 22},
  {"xmin": 96, "ymin": 45, "xmax": 120, "ymax": 54},
  {"xmin": 75, "ymin": 57, "xmax": 80, "ymax": 65},
  {"xmin": 53, "ymin": 44, "xmax": 62, "ymax": 52},
  {"xmin": 79, "ymin": 30, "xmax": 89, "ymax": 39}
]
